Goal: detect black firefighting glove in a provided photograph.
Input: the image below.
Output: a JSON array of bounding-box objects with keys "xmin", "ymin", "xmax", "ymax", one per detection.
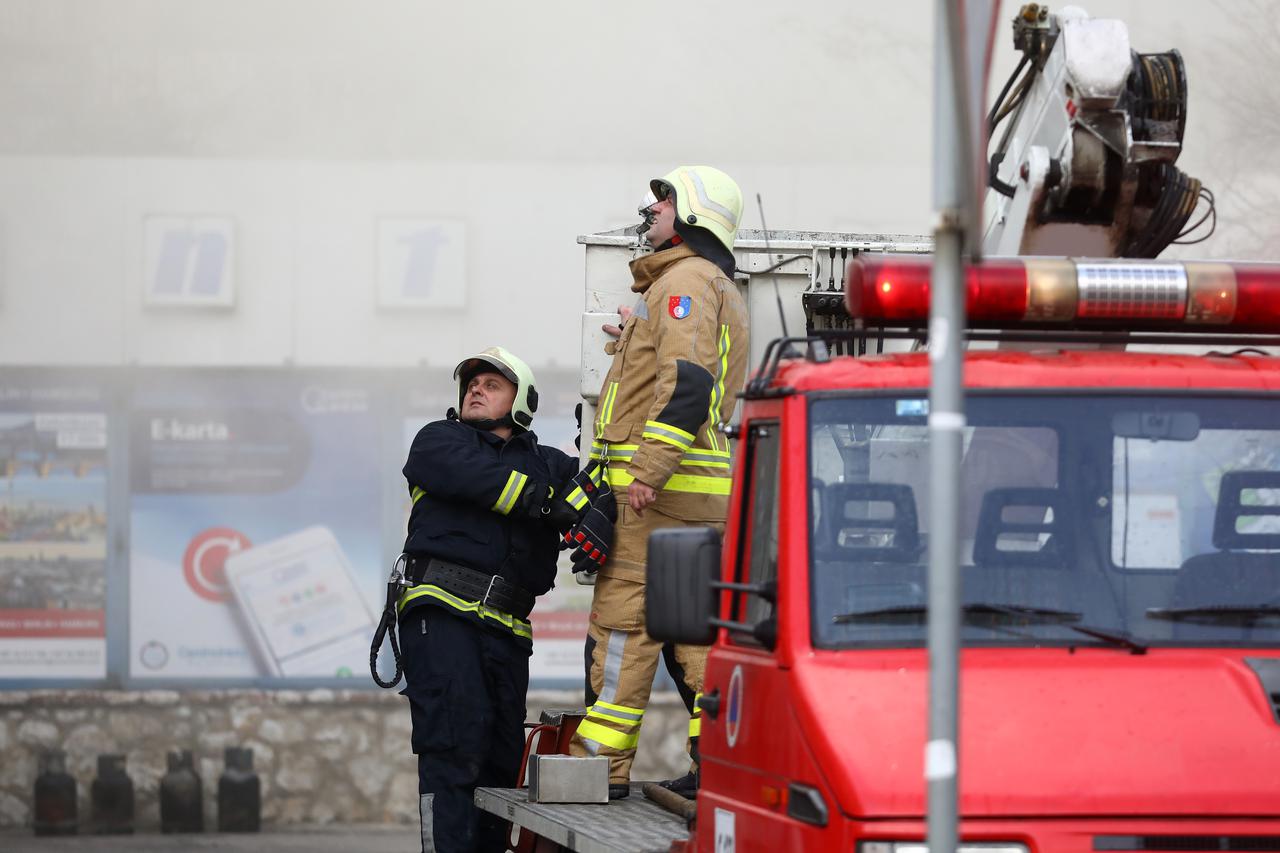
[
  {"xmin": 559, "ymin": 461, "xmax": 606, "ymax": 522},
  {"xmin": 564, "ymin": 488, "xmax": 617, "ymax": 574},
  {"xmin": 515, "ymin": 479, "xmax": 581, "ymax": 531}
]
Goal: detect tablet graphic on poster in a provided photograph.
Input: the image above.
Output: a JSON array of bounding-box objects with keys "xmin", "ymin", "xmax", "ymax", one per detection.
[{"xmin": 225, "ymin": 526, "xmax": 378, "ymax": 678}]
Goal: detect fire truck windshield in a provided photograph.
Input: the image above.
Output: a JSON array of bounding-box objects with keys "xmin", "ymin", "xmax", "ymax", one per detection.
[{"xmin": 808, "ymin": 394, "xmax": 1280, "ymax": 651}]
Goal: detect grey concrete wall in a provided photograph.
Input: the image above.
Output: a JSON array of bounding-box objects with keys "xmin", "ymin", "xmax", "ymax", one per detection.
[{"xmin": 0, "ymin": 688, "xmax": 688, "ymax": 830}]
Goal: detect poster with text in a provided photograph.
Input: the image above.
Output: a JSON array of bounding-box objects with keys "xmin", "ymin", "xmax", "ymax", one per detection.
[
  {"xmin": 0, "ymin": 375, "xmax": 110, "ymax": 679},
  {"xmin": 129, "ymin": 372, "xmax": 384, "ymax": 681}
]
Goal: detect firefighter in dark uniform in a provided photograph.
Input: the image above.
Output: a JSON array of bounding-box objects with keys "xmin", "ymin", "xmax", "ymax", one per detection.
[{"xmin": 397, "ymin": 346, "xmax": 615, "ymax": 853}]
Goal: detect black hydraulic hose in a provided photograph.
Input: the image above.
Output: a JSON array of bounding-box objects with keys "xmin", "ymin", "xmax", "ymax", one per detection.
[
  {"xmin": 1173, "ymin": 187, "xmax": 1217, "ymax": 246},
  {"xmin": 987, "ymin": 54, "xmax": 1030, "ymax": 134},
  {"xmin": 987, "ymin": 55, "xmax": 1035, "ymax": 197}
]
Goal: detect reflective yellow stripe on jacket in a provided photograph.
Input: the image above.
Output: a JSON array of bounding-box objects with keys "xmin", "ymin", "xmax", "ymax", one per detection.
[
  {"xmin": 706, "ymin": 324, "xmax": 732, "ymax": 452},
  {"xmin": 591, "ymin": 442, "xmax": 730, "ymax": 469},
  {"xmin": 596, "ymin": 381, "xmax": 620, "ymax": 431},
  {"xmin": 605, "ymin": 467, "xmax": 731, "ymax": 496}
]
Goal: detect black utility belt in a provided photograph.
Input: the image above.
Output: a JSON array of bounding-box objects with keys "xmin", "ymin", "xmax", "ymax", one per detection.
[{"xmin": 403, "ymin": 555, "xmax": 535, "ymax": 621}]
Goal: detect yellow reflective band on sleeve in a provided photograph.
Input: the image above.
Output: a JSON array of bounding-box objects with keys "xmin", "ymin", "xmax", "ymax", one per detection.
[
  {"xmin": 643, "ymin": 420, "xmax": 696, "ymax": 451},
  {"xmin": 679, "ymin": 448, "xmax": 732, "ymax": 469},
  {"xmin": 491, "ymin": 470, "xmax": 528, "ymax": 516},
  {"xmin": 590, "ymin": 442, "xmax": 637, "ymax": 464},
  {"xmin": 411, "ymin": 486, "xmax": 427, "ymax": 504},
  {"xmin": 678, "ymin": 459, "xmax": 732, "ymax": 469},
  {"xmin": 605, "ymin": 468, "xmax": 732, "ymax": 496},
  {"xmin": 397, "ymin": 584, "xmax": 533, "ymax": 640},
  {"xmin": 575, "ymin": 718, "xmax": 640, "ymax": 751}
]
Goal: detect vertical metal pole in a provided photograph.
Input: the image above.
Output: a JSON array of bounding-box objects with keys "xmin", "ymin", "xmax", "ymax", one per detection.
[{"xmin": 928, "ymin": 1, "xmax": 970, "ymax": 851}]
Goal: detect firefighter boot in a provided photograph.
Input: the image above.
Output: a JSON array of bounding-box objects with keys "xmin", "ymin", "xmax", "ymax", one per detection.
[{"xmin": 657, "ymin": 769, "xmax": 699, "ymax": 800}]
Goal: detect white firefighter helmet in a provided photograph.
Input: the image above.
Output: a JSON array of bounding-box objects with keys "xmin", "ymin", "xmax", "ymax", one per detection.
[
  {"xmin": 651, "ymin": 165, "xmax": 743, "ymax": 253},
  {"xmin": 452, "ymin": 346, "xmax": 539, "ymax": 430}
]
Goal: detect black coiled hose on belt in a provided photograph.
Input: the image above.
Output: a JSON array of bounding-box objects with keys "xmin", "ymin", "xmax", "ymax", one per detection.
[{"xmin": 370, "ymin": 563, "xmax": 405, "ymax": 689}]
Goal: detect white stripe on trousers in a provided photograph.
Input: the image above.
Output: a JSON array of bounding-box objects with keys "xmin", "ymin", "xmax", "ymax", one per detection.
[
  {"xmin": 419, "ymin": 793, "xmax": 434, "ymax": 852},
  {"xmin": 585, "ymin": 629, "xmax": 629, "ymax": 756}
]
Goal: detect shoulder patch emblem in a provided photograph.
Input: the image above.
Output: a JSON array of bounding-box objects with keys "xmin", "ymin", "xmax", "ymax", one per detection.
[{"xmin": 668, "ymin": 295, "xmax": 692, "ymax": 319}]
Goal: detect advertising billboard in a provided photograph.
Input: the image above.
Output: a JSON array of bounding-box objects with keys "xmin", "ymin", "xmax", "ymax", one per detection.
[
  {"xmin": 128, "ymin": 372, "xmax": 384, "ymax": 680},
  {"xmin": 0, "ymin": 375, "xmax": 110, "ymax": 679}
]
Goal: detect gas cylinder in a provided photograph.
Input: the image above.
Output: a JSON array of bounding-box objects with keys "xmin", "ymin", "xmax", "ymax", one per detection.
[
  {"xmin": 90, "ymin": 753, "xmax": 134, "ymax": 834},
  {"xmin": 33, "ymin": 749, "xmax": 77, "ymax": 836},
  {"xmin": 159, "ymin": 750, "xmax": 203, "ymax": 833},
  {"xmin": 217, "ymin": 746, "xmax": 260, "ymax": 832}
]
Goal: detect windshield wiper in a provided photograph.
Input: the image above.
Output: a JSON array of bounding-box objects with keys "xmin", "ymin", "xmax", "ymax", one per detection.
[
  {"xmin": 1145, "ymin": 605, "xmax": 1280, "ymax": 624},
  {"xmin": 833, "ymin": 602, "xmax": 1081, "ymax": 624},
  {"xmin": 833, "ymin": 602, "xmax": 1148, "ymax": 654},
  {"xmin": 1057, "ymin": 623, "xmax": 1148, "ymax": 654}
]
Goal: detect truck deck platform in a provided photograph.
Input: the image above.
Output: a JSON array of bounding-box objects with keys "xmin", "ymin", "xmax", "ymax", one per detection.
[{"xmin": 475, "ymin": 783, "xmax": 690, "ymax": 853}]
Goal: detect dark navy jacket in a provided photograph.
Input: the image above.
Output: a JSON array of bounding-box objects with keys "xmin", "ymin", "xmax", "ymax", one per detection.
[{"xmin": 401, "ymin": 418, "xmax": 577, "ymax": 610}]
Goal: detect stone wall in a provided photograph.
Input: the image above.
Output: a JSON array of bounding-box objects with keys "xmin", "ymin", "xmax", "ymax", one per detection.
[{"xmin": 0, "ymin": 688, "xmax": 689, "ymax": 831}]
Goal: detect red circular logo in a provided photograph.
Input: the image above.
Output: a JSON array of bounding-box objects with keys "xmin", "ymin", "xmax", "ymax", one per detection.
[{"xmin": 182, "ymin": 527, "xmax": 252, "ymax": 603}]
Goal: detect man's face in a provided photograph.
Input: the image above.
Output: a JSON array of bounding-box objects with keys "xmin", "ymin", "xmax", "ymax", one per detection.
[
  {"xmin": 641, "ymin": 195, "xmax": 677, "ymax": 247},
  {"xmin": 462, "ymin": 370, "xmax": 517, "ymax": 422}
]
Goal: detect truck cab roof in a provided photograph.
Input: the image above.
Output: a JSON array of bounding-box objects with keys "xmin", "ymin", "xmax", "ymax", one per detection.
[{"xmin": 769, "ymin": 349, "xmax": 1280, "ymax": 395}]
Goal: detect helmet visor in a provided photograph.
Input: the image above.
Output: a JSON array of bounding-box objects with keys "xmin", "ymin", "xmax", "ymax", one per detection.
[
  {"xmin": 453, "ymin": 356, "xmax": 518, "ymax": 387},
  {"xmin": 650, "ymin": 179, "xmax": 673, "ymax": 202}
]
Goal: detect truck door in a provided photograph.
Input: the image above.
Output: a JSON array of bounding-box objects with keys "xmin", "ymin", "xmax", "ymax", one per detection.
[{"xmin": 698, "ymin": 419, "xmax": 797, "ymax": 848}]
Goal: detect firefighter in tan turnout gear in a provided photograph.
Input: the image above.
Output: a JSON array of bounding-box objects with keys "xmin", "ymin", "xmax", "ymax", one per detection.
[{"xmin": 568, "ymin": 165, "xmax": 750, "ymax": 799}]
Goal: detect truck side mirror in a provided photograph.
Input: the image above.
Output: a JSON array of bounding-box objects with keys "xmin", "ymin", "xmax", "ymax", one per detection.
[{"xmin": 646, "ymin": 527, "xmax": 720, "ymax": 645}]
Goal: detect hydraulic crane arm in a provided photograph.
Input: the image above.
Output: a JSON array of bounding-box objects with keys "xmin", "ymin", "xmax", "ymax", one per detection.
[{"xmin": 983, "ymin": 4, "xmax": 1214, "ymax": 258}]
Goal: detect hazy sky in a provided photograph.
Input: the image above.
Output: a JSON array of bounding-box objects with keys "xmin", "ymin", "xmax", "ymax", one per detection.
[{"xmin": 0, "ymin": 0, "xmax": 1272, "ymax": 368}]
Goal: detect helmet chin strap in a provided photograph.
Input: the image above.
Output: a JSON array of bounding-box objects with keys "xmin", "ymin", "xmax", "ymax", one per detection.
[
  {"xmin": 462, "ymin": 415, "xmax": 513, "ymax": 432},
  {"xmin": 453, "ymin": 408, "xmax": 519, "ymax": 433}
]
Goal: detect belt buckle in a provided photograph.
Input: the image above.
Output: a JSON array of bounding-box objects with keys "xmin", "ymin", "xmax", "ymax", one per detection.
[{"xmin": 480, "ymin": 574, "xmax": 500, "ymax": 611}]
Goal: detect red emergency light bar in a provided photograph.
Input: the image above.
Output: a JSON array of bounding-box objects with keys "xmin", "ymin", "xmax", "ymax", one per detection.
[{"xmin": 845, "ymin": 256, "xmax": 1280, "ymax": 332}]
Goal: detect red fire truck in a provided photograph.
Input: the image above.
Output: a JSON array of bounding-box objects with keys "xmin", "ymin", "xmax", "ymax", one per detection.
[
  {"xmin": 476, "ymin": 6, "xmax": 1280, "ymax": 851},
  {"xmin": 640, "ymin": 252, "xmax": 1280, "ymax": 852}
]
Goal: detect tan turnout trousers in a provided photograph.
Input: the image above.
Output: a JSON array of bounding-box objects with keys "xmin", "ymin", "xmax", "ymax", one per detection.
[{"xmin": 570, "ymin": 506, "xmax": 722, "ymax": 782}]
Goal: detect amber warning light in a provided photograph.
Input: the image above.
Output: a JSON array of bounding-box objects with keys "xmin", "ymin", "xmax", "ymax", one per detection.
[{"xmin": 845, "ymin": 255, "xmax": 1280, "ymax": 331}]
